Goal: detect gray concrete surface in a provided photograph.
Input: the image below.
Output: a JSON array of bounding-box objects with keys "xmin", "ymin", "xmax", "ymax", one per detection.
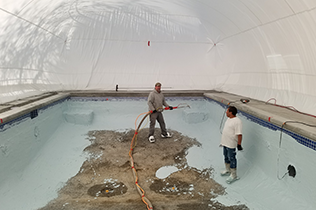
[{"xmin": 0, "ymin": 93, "xmax": 70, "ymax": 124}]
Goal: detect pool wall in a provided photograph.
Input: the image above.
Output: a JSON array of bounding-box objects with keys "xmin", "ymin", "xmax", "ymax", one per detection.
[
  {"xmin": 0, "ymin": 100, "xmax": 66, "ymax": 187},
  {"xmin": 204, "ymin": 98, "xmax": 316, "ymax": 209},
  {"xmin": 0, "ymin": 94, "xmax": 316, "ymax": 209}
]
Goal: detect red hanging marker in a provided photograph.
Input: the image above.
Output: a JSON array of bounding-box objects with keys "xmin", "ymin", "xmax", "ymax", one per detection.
[
  {"xmin": 148, "ymin": 41, "xmax": 150, "ymax": 46},
  {"xmin": 0, "ymin": 119, "xmax": 3, "ymax": 123}
]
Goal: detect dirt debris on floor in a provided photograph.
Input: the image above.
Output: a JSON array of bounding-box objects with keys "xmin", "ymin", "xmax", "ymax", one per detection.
[{"xmin": 39, "ymin": 128, "xmax": 248, "ymax": 210}]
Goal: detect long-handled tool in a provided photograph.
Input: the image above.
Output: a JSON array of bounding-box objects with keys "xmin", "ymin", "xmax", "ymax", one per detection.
[{"xmin": 164, "ymin": 103, "xmax": 191, "ymax": 110}]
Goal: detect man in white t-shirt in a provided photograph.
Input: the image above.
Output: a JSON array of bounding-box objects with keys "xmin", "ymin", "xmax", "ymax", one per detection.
[{"xmin": 220, "ymin": 106, "xmax": 243, "ymax": 183}]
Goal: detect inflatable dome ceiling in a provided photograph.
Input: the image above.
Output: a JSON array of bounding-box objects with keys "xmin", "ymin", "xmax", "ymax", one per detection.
[{"xmin": 1, "ymin": 0, "xmax": 316, "ymax": 114}]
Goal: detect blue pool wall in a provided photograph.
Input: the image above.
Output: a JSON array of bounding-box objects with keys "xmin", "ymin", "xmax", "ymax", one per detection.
[{"xmin": 0, "ymin": 99, "xmax": 67, "ymax": 186}]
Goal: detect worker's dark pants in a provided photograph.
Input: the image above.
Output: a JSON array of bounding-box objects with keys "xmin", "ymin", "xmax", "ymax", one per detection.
[
  {"xmin": 148, "ymin": 112, "xmax": 167, "ymax": 137},
  {"xmin": 223, "ymin": 146, "xmax": 237, "ymax": 169}
]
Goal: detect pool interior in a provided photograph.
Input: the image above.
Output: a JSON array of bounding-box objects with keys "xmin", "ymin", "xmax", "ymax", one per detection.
[{"xmin": 0, "ymin": 94, "xmax": 316, "ymax": 210}]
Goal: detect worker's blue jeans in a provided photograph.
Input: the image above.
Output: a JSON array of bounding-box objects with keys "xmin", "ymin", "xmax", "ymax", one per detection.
[{"xmin": 223, "ymin": 146, "xmax": 237, "ymax": 169}]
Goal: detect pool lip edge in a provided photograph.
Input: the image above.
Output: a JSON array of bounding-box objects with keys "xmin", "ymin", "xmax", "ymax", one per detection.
[{"xmin": 204, "ymin": 92, "xmax": 316, "ymax": 148}]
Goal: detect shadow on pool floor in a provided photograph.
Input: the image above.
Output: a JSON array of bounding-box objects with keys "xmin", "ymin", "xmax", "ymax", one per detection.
[{"xmin": 38, "ymin": 129, "xmax": 248, "ymax": 210}]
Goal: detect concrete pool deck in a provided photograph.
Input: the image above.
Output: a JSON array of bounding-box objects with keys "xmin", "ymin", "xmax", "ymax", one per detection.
[
  {"xmin": 1, "ymin": 90, "xmax": 316, "ymax": 143},
  {"xmin": 203, "ymin": 92, "xmax": 316, "ymax": 144}
]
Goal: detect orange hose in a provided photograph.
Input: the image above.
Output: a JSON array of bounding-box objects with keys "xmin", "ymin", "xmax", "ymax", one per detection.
[
  {"xmin": 129, "ymin": 111, "xmax": 153, "ymax": 210},
  {"xmin": 266, "ymin": 98, "xmax": 316, "ymax": 118}
]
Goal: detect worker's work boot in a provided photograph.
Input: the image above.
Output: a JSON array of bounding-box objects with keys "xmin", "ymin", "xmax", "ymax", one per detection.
[
  {"xmin": 221, "ymin": 163, "xmax": 231, "ymax": 176},
  {"xmin": 161, "ymin": 132, "xmax": 172, "ymax": 138},
  {"xmin": 226, "ymin": 168, "xmax": 239, "ymax": 184},
  {"xmin": 148, "ymin": 136, "xmax": 155, "ymax": 143}
]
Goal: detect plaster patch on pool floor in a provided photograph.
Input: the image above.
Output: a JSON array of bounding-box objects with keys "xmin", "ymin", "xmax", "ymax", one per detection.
[
  {"xmin": 39, "ymin": 129, "xmax": 248, "ymax": 210},
  {"xmin": 156, "ymin": 165, "xmax": 179, "ymax": 179}
]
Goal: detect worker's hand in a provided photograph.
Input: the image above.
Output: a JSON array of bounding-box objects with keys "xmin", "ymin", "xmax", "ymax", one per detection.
[
  {"xmin": 237, "ymin": 144, "xmax": 243, "ymax": 151},
  {"xmin": 169, "ymin": 106, "xmax": 173, "ymax": 110},
  {"xmin": 150, "ymin": 110, "xmax": 157, "ymax": 114}
]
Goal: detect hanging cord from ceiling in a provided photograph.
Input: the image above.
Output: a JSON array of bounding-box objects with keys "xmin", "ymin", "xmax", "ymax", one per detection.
[
  {"xmin": 277, "ymin": 121, "xmax": 316, "ymax": 180},
  {"xmin": 219, "ymin": 99, "xmax": 250, "ymax": 134}
]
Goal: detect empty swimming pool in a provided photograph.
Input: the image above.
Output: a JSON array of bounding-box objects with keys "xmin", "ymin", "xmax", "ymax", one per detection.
[{"xmin": 0, "ymin": 96, "xmax": 315, "ymax": 210}]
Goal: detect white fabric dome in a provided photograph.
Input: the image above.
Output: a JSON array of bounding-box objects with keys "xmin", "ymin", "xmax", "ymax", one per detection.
[{"xmin": 1, "ymin": 0, "xmax": 316, "ymax": 114}]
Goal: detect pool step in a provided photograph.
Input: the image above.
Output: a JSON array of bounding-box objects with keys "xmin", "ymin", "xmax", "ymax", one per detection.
[
  {"xmin": 63, "ymin": 109, "xmax": 94, "ymax": 125},
  {"xmin": 182, "ymin": 109, "xmax": 209, "ymax": 124}
]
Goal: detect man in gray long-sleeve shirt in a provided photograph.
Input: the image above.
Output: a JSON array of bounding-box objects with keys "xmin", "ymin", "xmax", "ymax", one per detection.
[{"xmin": 147, "ymin": 82, "xmax": 173, "ymax": 143}]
